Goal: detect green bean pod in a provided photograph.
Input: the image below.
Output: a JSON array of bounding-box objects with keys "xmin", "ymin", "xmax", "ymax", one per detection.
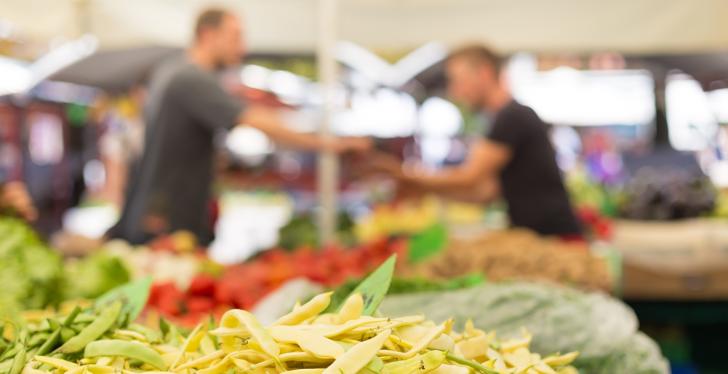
[
  {"xmin": 8, "ymin": 346, "xmax": 25, "ymax": 374},
  {"xmin": 84, "ymin": 339, "xmax": 166, "ymax": 370},
  {"xmin": 58, "ymin": 301, "xmax": 121, "ymax": 354},
  {"xmin": 36, "ymin": 329, "xmax": 61, "ymax": 356}
]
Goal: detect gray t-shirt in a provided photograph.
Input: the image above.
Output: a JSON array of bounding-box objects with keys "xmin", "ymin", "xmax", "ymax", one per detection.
[{"xmin": 112, "ymin": 57, "xmax": 243, "ymax": 244}]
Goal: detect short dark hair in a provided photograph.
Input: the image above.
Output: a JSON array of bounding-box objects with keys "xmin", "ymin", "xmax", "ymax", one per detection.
[
  {"xmin": 194, "ymin": 8, "xmax": 232, "ymax": 39},
  {"xmin": 447, "ymin": 44, "xmax": 503, "ymax": 74}
]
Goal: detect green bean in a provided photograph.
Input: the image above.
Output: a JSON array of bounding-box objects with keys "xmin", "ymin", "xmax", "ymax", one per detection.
[
  {"xmin": 128, "ymin": 323, "xmax": 161, "ymax": 343},
  {"xmin": 58, "ymin": 301, "xmax": 121, "ymax": 354},
  {"xmin": 28, "ymin": 332, "xmax": 50, "ymax": 348},
  {"xmin": 36, "ymin": 329, "xmax": 61, "ymax": 356},
  {"xmin": 72, "ymin": 314, "xmax": 96, "ymax": 324},
  {"xmin": 8, "ymin": 346, "xmax": 25, "ymax": 374},
  {"xmin": 84, "ymin": 339, "xmax": 166, "ymax": 370},
  {"xmin": 62, "ymin": 306, "xmax": 82, "ymax": 327},
  {"xmin": 0, "ymin": 359, "xmax": 12, "ymax": 372},
  {"xmin": 0, "ymin": 344, "xmax": 20, "ymax": 361},
  {"xmin": 48, "ymin": 318, "xmax": 61, "ymax": 331},
  {"xmin": 60, "ymin": 327, "xmax": 76, "ymax": 343},
  {"xmin": 158, "ymin": 317, "xmax": 170, "ymax": 338},
  {"xmin": 17, "ymin": 330, "xmax": 27, "ymax": 344},
  {"xmin": 443, "ymin": 352, "xmax": 498, "ymax": 374}
]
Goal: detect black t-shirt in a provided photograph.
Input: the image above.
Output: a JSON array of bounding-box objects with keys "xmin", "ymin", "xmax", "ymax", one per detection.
[
  {"xmin": 486, "ymin": 100, "xmax": 581, "ymax": 236},
  {"xmin": 111, "ymin": 58, "xmax": 244, "ymax": 244}
]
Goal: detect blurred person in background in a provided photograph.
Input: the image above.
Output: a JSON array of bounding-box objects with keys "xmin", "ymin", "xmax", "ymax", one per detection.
[
  {"xmin": 375, "ymin": 45, "xmax": 581, "ymax": 238},
  {"xmin": 110, "ymin": 8, "xmax": 368, "ymax": 244}
]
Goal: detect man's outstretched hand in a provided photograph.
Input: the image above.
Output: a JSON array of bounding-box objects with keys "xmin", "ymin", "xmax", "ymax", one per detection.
[
  {"xmin": 325, "ymin": 136, "xmax": 373, "ymax": 154},
  {"xmin": 365, "ymin": 151, "xmax": 405, "ymax": 177}
]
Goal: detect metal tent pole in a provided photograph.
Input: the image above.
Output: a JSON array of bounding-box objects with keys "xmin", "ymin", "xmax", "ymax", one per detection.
[{"xmin": 316, "ymin": 0, "xmax": 339, "ymax": 244}]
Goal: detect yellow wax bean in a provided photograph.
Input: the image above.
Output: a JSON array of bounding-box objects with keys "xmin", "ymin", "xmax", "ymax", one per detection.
[
  {"xmin": 170, "ymin": 323, "xmax": 206, "ymax": 369},
  {"xmin": 534, "ymin": 361, "xmax": 557, "ymax": 374},
  {"xmin": 456, "ymin": 333, "xmax": 489, "ymax": 360},
  {"xmin": 381, "ymin": 350, "xmax": 446, "ymax": 374},
  {"xmin": 113, "ymin": 330, "xmax": 148, "ymax": 342},
  {"xmin": 294, "ymin": 331, "xmax": 345, "ymax": 359},
  {"xmin": 279, "ymin": 352, "xmax": 329, "ymax": 363},
  {"xmin": 33, "ymin": 356, "xmax": 80, "ymax": 371},
  {"xmin": 282, "ymin": 369, "xmax": 325, "ymax": 374},
  {"xmin": 501, "ymin": 332, "xmax": 532, "ymax": 353},
  {"xmin": 504, "ymin": 347, "xmax": 533, "ymax": 369},
  {"xmin": 232, "ymin": 358, "xmax": 253, "ymax": 370},
  {"xmin": 173, "ymin": 350, "xmax": 225, "ymax": 370},
  {"xmin": 322, "ymin": 330, "xmax": 390, "ymax": 374},
  {"xmin": 219, "ymin": 310, "xmax": 279, "ymax": 359},
  {"xmin": 428, "ymin": 333, "xmax": 455, "ymax": 352},
  {"xmin": 379, "ymin": 323, "xmax": 446, "ymax": 359},
  {"xmin": 557, "ymin": 367, "xmax": 579, "ymax": 374},
  {"xmin": 313, "ymin": 314, "xmax": 338, "ymax": 325},
  {"xmin": 275, "ymin": 292, "xmax": 333, "ymax": 326},
  {"xmin": 66, "ymin": 365, "xmax": 114, "ymax": 374},
  {"xmin": 208, "ymin": 328, "xmax": 247, "ymax": 337},
  {"xmin": 347, "ymin": 316, "xmax": 426, "ymax": 337},
  {"xmin": 542, "ymin": 352, "xmax": 578, "ymax": 368},
  {"xmin": 431, "ymin": 364, "xmax": 470, "ymax": 374},
  {"xmin": 270, "ymin": 317, "xmax": 387, "ymax": 341},
  {"xmin": 21, "ymin": 361, "xmax": 48, "ymax": 374},
  {"xmin": 196, "ymin": 355, "xmax": 232, "ymax": 374},
  {"xmin": 337, "ymin": 294, "xmax": 363, "ymax": 324}
]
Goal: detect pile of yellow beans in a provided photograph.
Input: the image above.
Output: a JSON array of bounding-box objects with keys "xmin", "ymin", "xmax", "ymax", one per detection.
[{"xmin": 21, "ymin": 292, "xmax": 578, "ymax": 374}]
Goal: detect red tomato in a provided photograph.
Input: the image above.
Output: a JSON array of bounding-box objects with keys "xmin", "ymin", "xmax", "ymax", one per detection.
[
  {"xmin": 149, "ymin": 282, "xmax": 182, "ymax": 307},
  {"xmin": 188, "ymin": 274, "xmax": 217, "ymax": 297},
  {"xmin": 187, "ymin": 297, "xmax": 215, "ymax": 313}
]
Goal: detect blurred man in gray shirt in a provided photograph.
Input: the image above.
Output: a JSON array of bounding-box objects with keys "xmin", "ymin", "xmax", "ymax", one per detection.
[{"xmin": 112, "ymin": 8, "xmax": 368, "ymax": 244}]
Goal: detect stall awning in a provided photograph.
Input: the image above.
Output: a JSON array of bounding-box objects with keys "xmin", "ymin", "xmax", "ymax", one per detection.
[{"xmin": 2, "ymin": 0, "xmax": 728, "ymax": 54}]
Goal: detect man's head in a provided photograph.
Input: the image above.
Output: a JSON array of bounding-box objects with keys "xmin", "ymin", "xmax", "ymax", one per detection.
[
  {"xmin": 193, "ymin": 8, "xmax": 244, "ymax": 68},
  {"xmin": 445, "ymin": 45, "xmax": 503, "ymax": 111}
]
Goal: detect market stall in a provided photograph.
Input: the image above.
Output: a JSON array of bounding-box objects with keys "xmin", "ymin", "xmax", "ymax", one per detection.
[{"xmin": 3, "ymin": 1, "xmax": 728, "ymax": 373}]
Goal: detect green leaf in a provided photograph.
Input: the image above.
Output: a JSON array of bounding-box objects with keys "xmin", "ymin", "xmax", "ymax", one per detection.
[
  {"xmin": 408, "ymin": 223, "xmax": 447, "ymax": 263},
  {"xmin": 95, "ymin": 277, "xmax": 152, "ymax": 322},
  {"xmin": 326, "ymin": 255, "xmax": 397, "ymax": 316}
]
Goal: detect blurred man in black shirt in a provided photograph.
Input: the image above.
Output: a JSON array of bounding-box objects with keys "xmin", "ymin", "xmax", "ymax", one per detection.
[{"xmin": 376, "ymin": 45, "xmax": 581, "ymax": 237}]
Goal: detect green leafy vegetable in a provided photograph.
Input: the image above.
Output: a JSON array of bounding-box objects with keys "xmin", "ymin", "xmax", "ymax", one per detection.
[
  {"xmin": 326, "ymin": 255, "xmax": 396, "ymax": 315},
  {"xmin": 0, "ymin": 218, "xmax": 63, "ymax": 317},
  {"xmin": 96, "ymin": 277, "xmax": 153, "ymax": 322}
]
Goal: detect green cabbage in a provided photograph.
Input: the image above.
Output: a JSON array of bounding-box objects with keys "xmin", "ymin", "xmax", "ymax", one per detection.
[{"xmin": 380, "ymin": 282, "xmax": 668, "ymax": 374}]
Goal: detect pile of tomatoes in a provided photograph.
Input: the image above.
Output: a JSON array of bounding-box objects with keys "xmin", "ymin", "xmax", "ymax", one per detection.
[{"xmin": 146, "ymin": 238, "xmax": 406, "ymax": 326}]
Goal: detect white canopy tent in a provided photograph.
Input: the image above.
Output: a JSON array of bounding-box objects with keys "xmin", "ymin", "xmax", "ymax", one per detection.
[{"xmin": 2, "ymin": 0, "xmax": 728, "ymax": 54}]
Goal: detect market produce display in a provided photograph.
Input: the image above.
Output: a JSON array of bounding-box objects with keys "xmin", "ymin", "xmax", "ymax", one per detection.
[
  {"xmin": 332, "ymin": 274, "xmax": 485, "ymax": 299},
  {"xmin": 6, "ymin": 290, "xmax": 580, "ymax": 374},
  {"xmin": 620, "ymin": 168, "xmax": 716, "ymax": 220},
  {"xmin": 355, "ymin": 200, "xmax": 439, "ymax": 242},
  {"xmin": 144, "ymin": 239, "xmax": 406, "ymax": 325},
  {"xmin": 105, "ymin": 239, "xmax": 209, "ymax": 290},
  {"xmin": 400, "ymin": 230, "xmax": 612, "ymax": 291},
  {"xmin": 278, "ymin": 212, "xmax": 356, "ymax": 250},
  {"xmin": 380, "ymin": 283, "xmax": 669, "ymax": 374},
  {"xmin": 565, "ymin": 169, "xmax": 618, "ymax": 218},
  {"xmin": 0, "ymin": 280, "xmax": 154, "ymax": 374},
  {"xmin": 0, "ymin": 218, "xmax": 63, "ymax": 316},
  {"xmin": 62, "ymin": 252, "xmax": 131, "ymax": 300}
]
